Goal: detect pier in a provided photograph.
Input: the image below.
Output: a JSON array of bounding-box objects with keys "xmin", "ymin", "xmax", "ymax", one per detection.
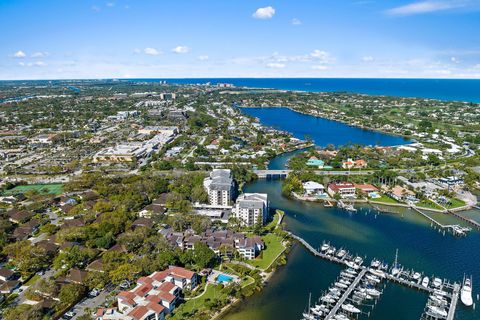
[
  {"xmin": 324, "ymin": 269, "xmax": 367, "ymax": 320},
  {"xmin": 290, "ymin": 232, "xmax": 461, "ymax": 320},
  {"xmin": 450, "ymin": 211, "xmax": 480, "ymax": 230},
  {"xmin": 412, "ymin": 207, "xmax": 469, "ymax": 236}
]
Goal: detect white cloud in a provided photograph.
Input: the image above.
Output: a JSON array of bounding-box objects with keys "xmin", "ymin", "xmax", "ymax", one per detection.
[
  {"xmin": 266, "ymin": 62, "xmax": 286, "ymax": 68},
  {"xmin": 106, "ymin": 2, "xmax": 115, "ymax": 7},
  {"xmin": 198, "ymin": 55, "xmax": 209, "ymax": 61},
  {"xmin": 450, "ymin": 56, "xmax": 460, "ymax": 63},
  {"xmin": 172, "ymin": 46, "xmax": 190, "ymax": 54},
  {"xmin": 252, "ymin": 6, "xmax": 275, "ymax": 19},
  {"xmin": 13, "ymin": 50, "xmax": 26, "ymax": 58},
  {"xmin": 312, "ymin": 65, "xmax": 328, "ymax": 70},
  {"xmin": 144, "ymin": 47, "xmax": 161, "ymax": 56},
  {"xmin": 291, "ymin": 18, "xmax": 302, "ymax": 25},
  {"xmin": 31, "ymin": 52, "xmax": 49, "ymax": 58},
  {"xmin": 386, "ymin": 1, "xmax": 470, "ymax": 16},
  {"xmin": 310, "ymin": 50, "xmax": 331, "ymax": 62},
  {"xmin": 362, "ymin": 56, "xmax": 375, "ymax": 62},
  {"xmin": 19, "ymin": 61, "xmax": 47, "ymax": 67},
  {"xmin": 91, "ymin": 5, "xmax": 101, "ymax": 12}
]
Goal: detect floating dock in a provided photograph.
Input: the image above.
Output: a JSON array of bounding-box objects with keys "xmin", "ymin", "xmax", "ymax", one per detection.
[{"xmin": 290, "ymin": 232, "xmax": 461, "ymax": 320}]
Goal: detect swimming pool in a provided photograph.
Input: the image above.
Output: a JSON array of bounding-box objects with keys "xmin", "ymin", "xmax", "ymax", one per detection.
[{"xmin": 217, "ymin": 274, "xmax": 234, "ymax": 283}]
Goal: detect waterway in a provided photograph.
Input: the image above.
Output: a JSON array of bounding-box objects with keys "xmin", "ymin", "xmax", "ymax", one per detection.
[
  {"xmin": 241, "ymin": 107, "xmax": 411, "ymax": 147},
  {"xmin": 223, "ymin": 110, "xmax": 479, "ymax": 320}
]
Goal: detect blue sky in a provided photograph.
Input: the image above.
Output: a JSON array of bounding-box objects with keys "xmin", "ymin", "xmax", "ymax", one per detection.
[{"xmin": 1, "ymin": 0, "xmax": 480, "ymax": 79}]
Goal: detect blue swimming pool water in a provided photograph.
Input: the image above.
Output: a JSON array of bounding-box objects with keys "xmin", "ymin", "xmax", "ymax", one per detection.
[{"xmin": 217, "ymin": 274, "xmax": 234, "ymax": 283}]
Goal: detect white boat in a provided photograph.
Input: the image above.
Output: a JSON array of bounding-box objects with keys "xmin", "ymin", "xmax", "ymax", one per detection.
[
  {"xmin": 370, "ymin": 259, "xmax": 381, "ymax": 268},
  {"xmin": 311, "ymin": 308, "xmax": 323, "ymax": 317},
  {"xmin": 428, "ymin": 305, "xmax": 448, "ymax": 318},
  {"xmin": 334, "ymin": 314, "xmax": 350, "ymax": 320},
  {"xmin": 366, "ymin": 274, "xmax": 381, "ymax": 283},
  {"xmin": 422, "ymin": 276, "xmax": 430, "ymax": 288},
  {"xmin": 327, "ymin": 247, "xmax": 336, "ymax": 255},
  {"xmin": 341, "ymin": 271, "xmax": 355, "ymax": 279},
  {"xmin": 461, "ymin": 276, "xmax": 473, "ymax": 307},
  {"xmin": 346, "ymin": 268, "xmax": 357, "ymax": 275},
  {"xmin": 337, "ymin": 200, "xmax": 357, "ymax": 212},
  {"xmin": 321, "ymin": 243, "xmax": 330, "ymax": 252},
  {"xmin": 369, "ymin": 268, "xmax": 386, "ymax": 278},
  {"xmin": 336, "ymin": 249, "xmax": 347, "ymax": 258},
  {"xmin": 302, "ymin": 312, "xmax": 316, "ymax": 320},
  {"xmin": 434, "ymin": 289, "xmax": 448, "ymax": 297},
  {"xmin": 412, "ymin": 272, "xmax": 421, "ymax": 281},
  {"xmin": 335, "ymin": 282, "xmax": 349, "ymax": 289},
  {"xmin": 345, "ymin": 261, "xmax": 359, "ymax": 269},
  {"xmin": 321, "ymin": 295, "xmax": 336, "ymax": 304},
  {"xmin": 354, "ymin": 291, "xmax": 373, "ymax": 300},
  {"xmin": 433, "ymin": 277, "xmax": 442, "ymax": 288},
  {"xmin": 365, "ymin": 288, "xmax": 381, "ymax": 297},
  {"xmin": 341, "ymin": 303, "xmax": 361, "ymax": 314},
  {"xmin": 430, "ymin": 295, "xmax": 447, "ymax": 306},
  {"xmin": 339, "ymin": 278, "xmax": 351, "ymax": 285},
  {"xmin": 353, "ymin": 256, "xmax": 363, "ymax": 265}
]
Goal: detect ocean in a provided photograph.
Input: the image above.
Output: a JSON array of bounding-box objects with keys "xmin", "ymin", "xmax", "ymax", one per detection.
[{"xmin": 132, "ymin": 78, "xmax": 480, "ymax": 103}]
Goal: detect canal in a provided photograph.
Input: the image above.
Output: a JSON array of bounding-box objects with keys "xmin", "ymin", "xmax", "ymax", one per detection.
[{"xmin": 223, "ymin": 108, "xmax": 479, "ymax": 320}]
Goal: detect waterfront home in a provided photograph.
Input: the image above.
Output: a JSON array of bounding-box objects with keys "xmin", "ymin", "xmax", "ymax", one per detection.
[
  {"xmin": 303, "ymin": 181, "xmax": 325, "ymax": 196},
  {"xmin": 96, "ymin": 267, "xmax": 197, "ymax": 320},
  {"xmin": 327, "ymin": 182, "xmax": 356, "ymax": 199},
  {"xmin": 354, "ymin": 184, "xmax": 379, "ymax": 198},
  {"xmin": 342, "ymin": 158, "xmax": 367, "ymax": 169},
  {"xmin": 385, "ymin": 185, "xmax": 417, "ymax": 202},
  {"xmin": 306, "ymin": 157, "xmax": 325, "ymax": 168}
]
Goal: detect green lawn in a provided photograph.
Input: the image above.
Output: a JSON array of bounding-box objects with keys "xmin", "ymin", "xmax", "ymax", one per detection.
[
  {"xmin": 445, "ymin": 198, "xmax": 466, "ymax": 209},
  {"xmin": 247, "ymin": 233, "xmax": 285, "ymax": 270},
  {"xmin": 175, "ymin": 284, "xmax": 226, "ymax": 315},
  {"xmin": 372, "ymin": 194, "xmax": 400, "ymax": 204},
  {"xmin": 416, "ymin": 199, "xmax": 443, "ymax": 210},
  {"xmin": 3, "ymin": 183, "xmax": 63, "ymax": 196}
]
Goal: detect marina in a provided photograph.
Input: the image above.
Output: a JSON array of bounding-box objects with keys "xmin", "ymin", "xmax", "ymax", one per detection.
[{"xmin": 291, "ymin": 232, "xmax": 466, "ymax": 320}]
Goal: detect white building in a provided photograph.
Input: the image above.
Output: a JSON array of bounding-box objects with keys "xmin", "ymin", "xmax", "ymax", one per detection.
[
  {"xmin": 203, "ymin": 169, "xmax": 234, "ymax": 206},
  {"xmin": 233, "ymin": 193, "xmax": 269, "ymax": 226},
  {"xmin": 303, "ymin": 181, "xmax": 325, "ymax": 196}
]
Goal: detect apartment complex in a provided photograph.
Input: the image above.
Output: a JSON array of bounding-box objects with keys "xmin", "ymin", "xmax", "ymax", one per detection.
[
  {"xmin": 96, "ymin": 266, "xmax": 197, "ymax": 320},
  {"xmin": 203, "ymin": 169, "xmax": 234, "ymax": 206},
  {"xmin": 233, "ymin": 193, "xmax": 269, "ymax": 226}
]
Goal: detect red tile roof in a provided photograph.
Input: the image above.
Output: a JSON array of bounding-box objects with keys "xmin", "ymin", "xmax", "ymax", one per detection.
[
  {"xmin": 157, "ymin": 291, "xmax": 176, "ymax": 303},
  {"xmin": 168, "ymin": 266, "xmax": 195, "ymax": 280},
  {"xmin": 134, "ymin": 284, "xmax": 153, "ymax": 297},
  {"xmin": 128, "ymin": 305, "xmax": 149, "ymax": 320},
  {"xmin": 158, "ymin": 281, "xmax": 175, "ymax": 293},
  {"xmin": 146, "ymin": 302, "xmax": 165, "ymax": 314}
]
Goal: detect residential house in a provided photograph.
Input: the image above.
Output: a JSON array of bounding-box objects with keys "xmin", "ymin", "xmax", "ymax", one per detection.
[
  {"xmin": 303, "ymin": 181, "xmax": 325, "ymax": 196},
  {"xmin": 327, "ymin": 182, "xmax": 356, "ymax": 199},
  {"xmin": 306, "ymin": 157, "xmax": 325, "ymax": 169}
]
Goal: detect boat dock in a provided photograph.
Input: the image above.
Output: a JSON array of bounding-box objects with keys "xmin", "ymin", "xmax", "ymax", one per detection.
[
  {"xmin": 447, "ymin": 284, "xmax": 460, "ymax": 320},
  {"xmin": 324, "ymin": 269, "xmax": 367, "ymax": 320},
  {"xmin": 450, "ymin": 211, "xmax": 480, "ymax": 230},
  {"xmin": 412, "ymin": 207, "xmax": 470, "ymax": 236},
  {"xmin": 291, "ymin": 232, "xmax": 461, "ymax": 320}
]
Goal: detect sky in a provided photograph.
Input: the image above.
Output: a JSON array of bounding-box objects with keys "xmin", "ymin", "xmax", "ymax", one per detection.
[{"xmin": 1, "ymin": 0, "xmax": 480, "ymax": 80}]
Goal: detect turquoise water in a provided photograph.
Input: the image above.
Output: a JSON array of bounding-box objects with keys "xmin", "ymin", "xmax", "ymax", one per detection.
[
  {"xmin": 241, "ymin": 107, "xmax": 411, "ymax": 147},
  {"xmin": 223, "ymin": 110, "xmax": 479, "ymax": 320},
  {"xmin": 217, "ymin": 274, "xmax": 234, "ymax": 283}
]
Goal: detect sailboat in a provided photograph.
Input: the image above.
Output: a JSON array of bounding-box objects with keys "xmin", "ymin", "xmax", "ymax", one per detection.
[
  {"xmin": 302, "ymin": 293, "xmax": 316, "ymax": 320},
  {"xmin": 391, "ymin": 249, "xmax": 402, "ymax": 276},
  {"xmin": 461, "ymin": 275, "xmax": 473, "ymax": 307}
]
